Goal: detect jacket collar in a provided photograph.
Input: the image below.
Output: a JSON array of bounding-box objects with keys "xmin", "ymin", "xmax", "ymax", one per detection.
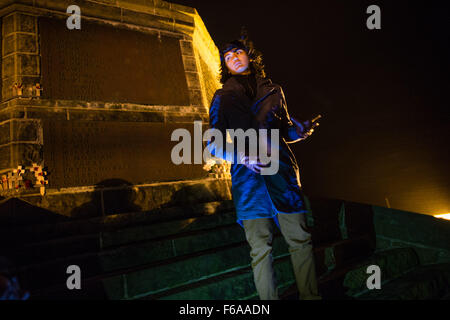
[{"xmin": 222, "ymin": 74, "xmax": 274, "ymax": 107}]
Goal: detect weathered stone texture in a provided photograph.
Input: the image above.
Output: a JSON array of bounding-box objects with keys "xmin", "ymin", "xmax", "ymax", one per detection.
[
  {"xmin": 373, "ymin": 206, "xmax": 450, "ymax": 250},
  {"xmin": 185, "ymin": 71, "xmax": 201, "ymax": 89},
  {"xmin": 18, "ymin": 54, "xmax": 39, "ymax": 75},
  {"xmin": 16, "ymin": 33, "xmax": 37, "ymax": 53},
  {"xmin": 2, "ymin": 54, "xmax": 15, "ymax": 78},
  {"xmin": 3, "ymin": 34, "xmax": 15, "ymax": 55},
  {"xmin": 0, "ymin": 145, "xmax": 11, "ymax": 168},
  {"xmin": 188, "ymin": 89, "xmax": 202, "ymax": 106},
  {"xmin": 0, "ymin": 1, "xmax": 222, "ymax": 197},
  {"xmin": 198, "ymin": 53, "xmax": 220, "ymax": 108},
  {"xmin": 11, "ymin": 142, "xmax": 43, "ymax": 166},
  {"xmin": 10, "ymin": 119, "xmax": 41, "ymax": 142},
  {"xmin": 39, "ymin": 17, "xmax": 190, "ymax": 106},
  {"xmin": 357, "ymin": 263, "xmax": 450, "ymax": 300},
  {"xmin": 121, "ymin": 8, "xmax": 172, "ymax": 30},
  {"xmin": 343, "ymin": 247, "xmax": 420, "ymax": 295},
  {"xmin": 25, "ymin": 107, "xmax": 68, "ymax": 120},
  {"xmin": 0, "ymin": 106, "xmax": 26, "ymax": 122},
  {"xmin": 16, "ymin": 11, "xmax": 36, "ymax": 33},
  {"xmin": 0, "ymin": 121, "xmax": 10, "ymax": 145},
  {"xmin": 19, "ymin": 178, "xmax": 232, "ymax": 218},
  {"xmin": 179, "ymin": 40, "xmax": 194, "ymax": 56},
  {"xmin": 182, "ymin": 55, "xmax": 197, "ymax": 72},
  {"xmin": 2, "ymin": 14, "xmax": 15, "ymax": 36},
  {"xmin": 1, "ymin": 13, "xmax": 40, "ymax": 101}
]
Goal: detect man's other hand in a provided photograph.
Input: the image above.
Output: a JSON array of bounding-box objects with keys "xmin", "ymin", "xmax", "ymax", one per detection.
[
  {"xmin": 291, "ymin": 115, "xmax": 322, "ymax": 140},
  {"xmin": 239, "ymin": 154, "xmax": 270, "ymax": 174}
]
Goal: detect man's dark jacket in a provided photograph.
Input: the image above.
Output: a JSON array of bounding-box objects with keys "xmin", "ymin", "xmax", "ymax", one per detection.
[{"xmin": 207, "ymin": 74, "xmax": 308, "ymax": 226}]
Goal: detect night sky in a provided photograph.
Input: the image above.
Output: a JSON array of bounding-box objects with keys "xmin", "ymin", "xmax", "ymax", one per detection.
[{"xmin": 170, "ymin": 0, "xmax": 449, "ymax": 216}]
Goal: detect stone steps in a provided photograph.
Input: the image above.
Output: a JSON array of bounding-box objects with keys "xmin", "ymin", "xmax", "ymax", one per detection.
[
  {"xmin": 356, "ymin": 263, "xmax": 450, "ymax": 300},
  {"xmin": 150, "ymin": 255, "xmax": 296, "ymax": 300},
  {"xmin": 16, "ymin": 215, "xmax": 252, "ymax": 290},
  {"xmin": 2, "ymin": 205, "xmax": 238, "ymax": 265},
  {"xmin": 16, "ymin": 200, "xmax": 372, "ymax": 300},
  {"xmin": 8, "ymin": 196, "xmax": 427, "ymax": 300},
  {"xmin": 342, "ymin": 247, "xmax": 421, "ymax": 297},
  {"xmin": 280, "ymin": 246, "xmax": 449, "ymax": 300},
  {"xmin": 10, "ymin": 203, "xmax": 292, "ymax": 299},
  {"xmin": 28, "ymin": 233, "xmax": 290, "ymax": 300},
  {"xmin": 316, "ymin": 247, "xmax": 450, "ymax": 300},
  {"xmin": 26, "ymin": 233, "xmax": 372, "ymax": 300},
  {"xmin": 144, "ymin": 233, "xmax": 376, "ymax": 300}
]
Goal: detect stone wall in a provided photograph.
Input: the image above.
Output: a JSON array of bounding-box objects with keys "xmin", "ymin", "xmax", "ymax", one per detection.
[
  {"xmin": 39, "ymin": 16, "xmax": 191, "ymax": 105},
  {"xmin": 1, "ymin": 11, "xmax": 40, "ymax": 101},
  {"xmin": 373, "ymin": 206, "xmax": 450, "ymax": 265},
  {"xmin": 0, "ymin": 0, "xmax": 223, "ymax": 204},
  {"xmin": 4, "ymin": 177, "xmax": 233, "ymax": 219},
  {"xmin": 305, "ymin": 197, "xmax": 450, "ymax": 275},
  {"xmin": 0, "ymin": 0, "xmax": 220, "ymax": 109}
]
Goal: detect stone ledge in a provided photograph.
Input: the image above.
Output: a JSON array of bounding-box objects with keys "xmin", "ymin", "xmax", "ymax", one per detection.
[
  {"xmin": 373, "ymin": 206, "xmax": 450, "ymax": 251},
  {"xmin": 0, "ymin": 99, "xmax": 210, "ymax": 122},
  {"xmin": 0, "ymin": 0, "xmax": 198, "ymax": 18},
  {"xmin": 1, "ymin": 178, "xmax": 232, "ymax": 218},
  {"xmin": 1, "ymin": 98, "xmax": 208, "ymax": 113},
  {"xmin": 375, "ymin": 234, "xmax": 450, "ymax": 265},
  {"xmin": 0, "ymin": 1, "xmax": 196, "ymax": 35}
]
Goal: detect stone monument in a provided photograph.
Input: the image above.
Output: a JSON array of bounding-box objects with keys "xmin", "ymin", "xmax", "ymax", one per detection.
[{"xmin": 0, "ymin": 0, "xmax": 231, "ymax": 218}]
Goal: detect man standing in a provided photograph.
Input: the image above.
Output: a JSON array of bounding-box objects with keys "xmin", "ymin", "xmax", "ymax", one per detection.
[{"xmin": 207, "ymin": 38, "xmax": 322, "ymax": 300}]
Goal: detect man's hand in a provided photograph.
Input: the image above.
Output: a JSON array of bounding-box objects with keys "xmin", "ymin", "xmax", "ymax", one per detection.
[
  {"xmin": 291, "ymin": 115, "xmax": 322, "ymax": 140},
  {"xmin": 239, "ymin": 153, "xmax": 270, "ymax": 174}
]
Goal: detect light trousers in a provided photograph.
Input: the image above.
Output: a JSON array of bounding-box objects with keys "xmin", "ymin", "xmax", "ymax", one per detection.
[{"xmin": 243, "ymin": 213, "xmax": 321, "ymax": 300}]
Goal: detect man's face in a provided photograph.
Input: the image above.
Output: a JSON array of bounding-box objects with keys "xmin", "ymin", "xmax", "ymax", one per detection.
[{"xmin": 224, "ymin": 48, "xmax": 250, "ymax": 75}]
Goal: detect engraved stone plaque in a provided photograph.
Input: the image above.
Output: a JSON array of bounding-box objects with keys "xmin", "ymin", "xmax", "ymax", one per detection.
[
  {"xmin": 43, "ymin": 120, "xmax": 208, "ymax": 188},
  {"xmin": 39, "ymin": 17, "xmax": 190, "ymax": 105}
]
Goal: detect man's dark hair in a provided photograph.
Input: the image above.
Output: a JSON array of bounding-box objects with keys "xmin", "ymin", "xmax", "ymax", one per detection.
[{"xmin": 219, "ymin": 31, "xmax": 266, "ymax": 84}]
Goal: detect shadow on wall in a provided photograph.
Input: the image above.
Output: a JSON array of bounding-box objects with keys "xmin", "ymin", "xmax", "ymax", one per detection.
[
  {"xmin": 70, "ymin": 178, "xmax": 231, "ymax": 219},
  {"xmin": 161, "ymin": 181, "xmax": 228, "ymax": 209},
  {"xmin": 71, "ymin": 178, "xmax": 142, "ymax": 218}
]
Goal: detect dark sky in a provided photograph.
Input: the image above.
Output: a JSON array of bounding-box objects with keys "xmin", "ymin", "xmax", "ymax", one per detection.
[{"xmin": 170, "ymin": 0, "xmax": 449, "ymax": 216}]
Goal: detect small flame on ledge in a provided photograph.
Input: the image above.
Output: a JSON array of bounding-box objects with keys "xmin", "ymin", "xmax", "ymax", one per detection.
[{"xmin": 434, "ymin": 213, "xmax": 450, "ymax": 221}]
